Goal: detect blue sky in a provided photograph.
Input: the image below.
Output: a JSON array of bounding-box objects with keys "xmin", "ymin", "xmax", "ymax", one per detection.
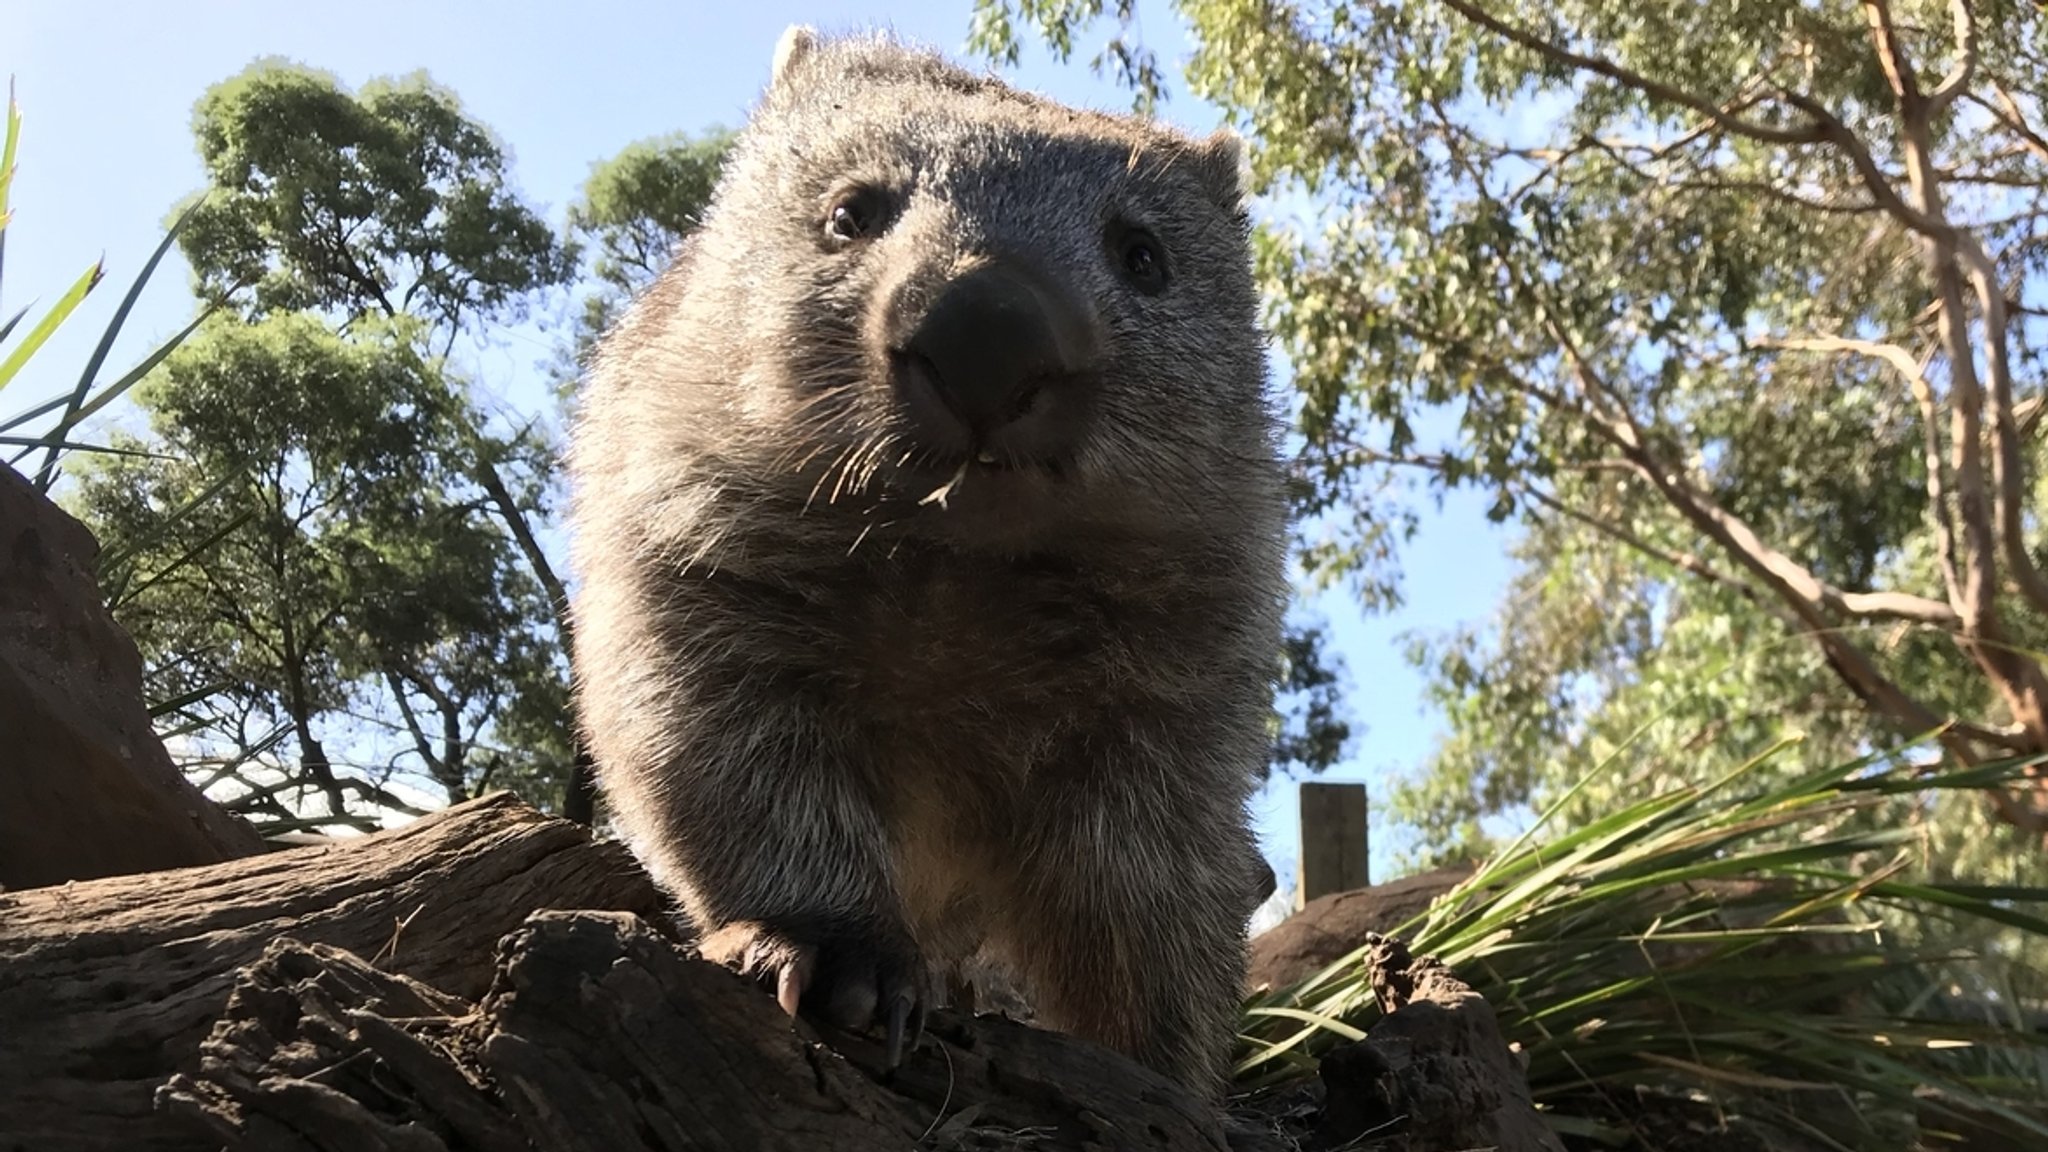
[{"xmin": 5, "ymin": 0, "xmax": 1515, "ymax": 886}]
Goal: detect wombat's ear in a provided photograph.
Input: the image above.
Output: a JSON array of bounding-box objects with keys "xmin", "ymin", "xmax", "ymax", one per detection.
[
  {"xmin": 771, "ymin": 25, "xmax": 820, "ymax": 91},
  {"xmin": 1195, "ymin": 128, "xmax": 1252, "ymax": 214}
]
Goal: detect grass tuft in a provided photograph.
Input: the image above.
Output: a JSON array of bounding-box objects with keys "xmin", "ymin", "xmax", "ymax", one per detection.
[{"xmin": 1236, "ymin": 736, "xmax": 2048, "ymax": 1146}]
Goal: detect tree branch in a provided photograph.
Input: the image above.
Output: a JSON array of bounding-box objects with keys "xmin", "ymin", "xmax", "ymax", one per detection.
[
  {"xmin": 1972, "ymin": 84, "xmax": 2048, "ymax": 165},
  {"xmin": 1439, "ymin": 0, "xmax": 1831, "ymax": 146},
  {"xmin": 1529, "ymin": 331, "xmax": 2022, "ymax": 752},
  {"xmin": 1953, "ymin": 228, "xmax": 2048, "ymax": 618},
  {"xmin": 1769, "ymin": 88, "xmax": 1947, "ymax": 234},
  {"xmin": 464, "ymin": 433, "xmax": 597, "ymax": 824},
  {"xmin": 382, "ymin": 667, "xmax": 442, "ymax": 784},
  {"xmin": 1860, "ymin": 4, "xmax": 2048, "ymax": 747},
  {"xmin": 1923, "ymin": 0, "xmax": 1978, "ymax": 118},
  {"xmin": 1523, "ymin": 487, "xmax": 1768, "ymax": 605},
  {"xmin": 1859, "ymin": 0, "xmax": 1923, "ymax": 110},
  {"xmin": 1857, "ymin": 0, "xmax": 2012, "ymax": 645},
  {"xmin": 1579, "ymin": 134, "xmax": 1880, "ymax": 217},
  {"xmin": 1756, "ymin": 335, "xmax": 1965, "ymax": 614}
]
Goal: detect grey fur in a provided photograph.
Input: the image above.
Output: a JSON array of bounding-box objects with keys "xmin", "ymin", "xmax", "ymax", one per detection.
[{"xmin": 564, "ymin": 26, "xmax": 1288, "ymax": 1095}]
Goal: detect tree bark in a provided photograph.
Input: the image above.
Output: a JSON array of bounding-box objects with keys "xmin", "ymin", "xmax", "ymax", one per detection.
[
  {"xmin": 0, "ymin": 792, "xmax": 1300, "ymax": 1152},
  {"xmin": 154, "ymin": 912, "xmax": 1241, "ymax": 1152},
  {"xmin": 0, "ymin": 792, "xmax": 669, "ymax": 1152}
]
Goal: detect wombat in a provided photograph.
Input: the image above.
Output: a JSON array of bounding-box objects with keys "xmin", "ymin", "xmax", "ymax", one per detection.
[{"xmin": 564, "ymin": 24, "xmax": 1288, "ymax": 1095}]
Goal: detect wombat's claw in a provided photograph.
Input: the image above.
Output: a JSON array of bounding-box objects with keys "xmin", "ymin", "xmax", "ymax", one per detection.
[
  {"xmin": 701, "ymin": 920, "xmax": 928, "ymax": 1063},
  {"xmin": 884, "ymin": 991, "xmax": 917, "ymax": 1068},
  {"xmin": 698, "ymin": 921, "xmax": 818, "ymax": 1021},
  {"xmin": 773, "ymin": 948, "xmax": 815, "ymax": 1018}
]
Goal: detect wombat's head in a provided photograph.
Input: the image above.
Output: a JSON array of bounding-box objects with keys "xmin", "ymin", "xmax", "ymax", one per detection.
[{"xmin": 655, "ymin": 27, "xmax": 1274, "ymax": 544}]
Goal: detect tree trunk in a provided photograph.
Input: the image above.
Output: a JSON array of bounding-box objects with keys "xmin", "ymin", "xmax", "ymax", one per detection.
[{"xmin": 468, "ymin": 448, "xmax": 596, "ymax": 825}]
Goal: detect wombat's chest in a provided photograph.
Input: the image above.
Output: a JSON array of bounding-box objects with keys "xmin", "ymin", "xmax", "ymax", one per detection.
[{"xmin": 835, "ymin": 559, "xmax": 1128, "ymax": 728}]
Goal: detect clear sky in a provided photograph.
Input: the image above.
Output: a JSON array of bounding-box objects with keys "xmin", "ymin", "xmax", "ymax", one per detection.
[{"xmin": 5, "ymin": 0, "xmax": 1515, "ymax": 888}]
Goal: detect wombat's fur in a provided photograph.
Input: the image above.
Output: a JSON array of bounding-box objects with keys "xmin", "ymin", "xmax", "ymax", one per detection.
[{"xmin": 564, "ymin": 25, "xmax": 1288, "ymax": 1094}]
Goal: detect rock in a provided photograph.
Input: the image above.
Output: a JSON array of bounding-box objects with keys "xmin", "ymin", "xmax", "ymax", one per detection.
[{"xmin": 0, "ymin": 461, "xmax": 264, "ymax": 889}]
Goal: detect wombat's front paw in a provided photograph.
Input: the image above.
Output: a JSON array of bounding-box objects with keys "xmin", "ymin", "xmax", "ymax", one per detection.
[{"xmin": 698, "ymin": 918, "xmax": 930, "ymax": 1066}]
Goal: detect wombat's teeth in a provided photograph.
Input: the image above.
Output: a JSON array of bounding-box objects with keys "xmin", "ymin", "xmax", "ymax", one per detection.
[{"xmin": 976, "ymin": 450, "xmax": 997, "ymax": 464}]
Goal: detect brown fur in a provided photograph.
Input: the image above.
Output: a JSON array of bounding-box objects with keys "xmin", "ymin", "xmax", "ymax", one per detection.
[{"xmin": 564, "ymin": 25, "xmax": 1288, "ymax": 1094}]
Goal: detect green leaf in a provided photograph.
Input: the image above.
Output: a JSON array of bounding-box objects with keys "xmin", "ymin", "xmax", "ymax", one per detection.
[
  {"xmin": 32, "ymin": 197, "xmax": 207, "ymax": 489},
  {"xmin": 0, "ymin": 256, "xmax": 103, "ymax": 393}
]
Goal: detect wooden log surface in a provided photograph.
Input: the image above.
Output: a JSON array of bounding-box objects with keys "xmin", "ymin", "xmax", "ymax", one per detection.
[
  {"xmin": 0, "ymin": 792, "xmax": 668, "ymax": 1152},
  {"xmin": 156, "ymin": 911, "xmax": 1237, "ymax": 1152},
  {"xmin": 0, "ymin": 793, "xmax": 1248, "ymax": 1152},
  {"xmin": 0, "ymin": 789, "xmax": 1561, "ymax": 1152}
]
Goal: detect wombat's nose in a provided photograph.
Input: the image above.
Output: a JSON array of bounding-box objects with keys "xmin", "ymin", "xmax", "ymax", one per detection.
[{"xmin": 898, "ymin": 261, "xmax": 1094, "ymax": 439}]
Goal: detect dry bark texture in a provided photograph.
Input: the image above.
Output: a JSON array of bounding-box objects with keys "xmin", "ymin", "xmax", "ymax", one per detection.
[
  {"xmin": 157, "ymin": 911, "xmax": 1239, "ymax": 1152},
  {"xmin": 0, "ymin": 462, "xmax": 265, "ymax": 890},
  {"xmin": 1245, "ymin": 865, "xmax": 1472, "ymax": 994},
  {"xmin": 1318, "ymin": 935, "xmax": 1566, "ymax": 1152},
  {"xmin": 0, "ymin": 793, "xmax": 668, "ymax": 1152},
  {"xmin": 0, "ymin": 789, "xmax": 1564, "ymax": 1152}
]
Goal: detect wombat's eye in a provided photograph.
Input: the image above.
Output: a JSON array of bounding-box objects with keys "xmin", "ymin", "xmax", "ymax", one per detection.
[
  {"xmin": 824, "ymin": 187, "xmax": 891, "ymax": 246},
  {"xmin": 1110, "ymin": 223, "xmax": 1170, "ymax": 295}
]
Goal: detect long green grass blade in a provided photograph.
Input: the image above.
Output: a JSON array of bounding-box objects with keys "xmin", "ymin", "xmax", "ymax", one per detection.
[
  {"xmin": 33, "ymin": 198, "xmax": 204, "ymax": 489},
  {"xmin": 146, "ymin": 679, "xmax": 232, "ymax": 720},
  {"xmin": 0, "ymin": 435, "xmax": 169, "ymax": 459},
  {"xmin": 109, "ymin": 506, "xmax": 256, "ymax": 612},
  {"xmin": 57, "ymin": 304, "xmax": 214, "ymax": 438},
  {"xmin": 0, "ymin": 77, "xmax": 20, "ymax": 294},
  {"xmin": 0, "ymin": 388, "xmax": 69, "ymax": 434},
  {"xmin": 0, "ymin": 257, "xmax": 103, "ymax": 393},
  {"xmin": 95, "ymin": 468, "xmax": 241, "ymax": 579}
]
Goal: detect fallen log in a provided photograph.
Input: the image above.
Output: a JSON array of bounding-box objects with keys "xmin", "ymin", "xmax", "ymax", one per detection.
[
  {"xmin": 0, "ymin": 793, "xmax": 1253, "ymax": 1152},
  {"xmin": 0, "ymin": 789, "xmax": 1563, "ymax": 1152},
  {"xmin": 0, "ymin": 792, "xmax": 668, "ymax": 1152},
  {"xmin": 156, "ymin": 911, "xmax": 1237, "ymax": 1152}
]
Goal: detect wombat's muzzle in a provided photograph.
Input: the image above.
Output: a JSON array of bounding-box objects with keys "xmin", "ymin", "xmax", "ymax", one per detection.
[{"xmin": 888, "ymin": 259, "xmax": 1100, "ymax": 466}]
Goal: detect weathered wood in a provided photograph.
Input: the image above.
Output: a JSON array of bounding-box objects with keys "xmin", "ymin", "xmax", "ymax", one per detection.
[
  {"xmin": 0, "ymin": 792, "xmax": 669, "ymax": 1152},
  {"xmin": 0, "ymin": 462, "xmax": 265, "ymax": 891},
  {"xmin": 1294, "ymin": 781, "xmax": 1368, "ymax": 909},
  {"xmin": 156, "ymin": 910, "xmax": 1238, "ymax": 1152},
  {"xmin": 1313, "ymin": 934, "xmax": 1566, "ymax": 1152},
  {"xmin": 1250, "ymin": 864, "xmax": 1472, "ymax": 992},
  {"xmin": 0, "ymin": 785, "xmax": 1566, "ymax": 1152}
]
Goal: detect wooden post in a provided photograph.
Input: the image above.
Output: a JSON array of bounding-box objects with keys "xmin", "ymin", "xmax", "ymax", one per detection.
[{"xmin": 1295, "ymin": 781, "xmax": 1369, "ymax": 909}]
